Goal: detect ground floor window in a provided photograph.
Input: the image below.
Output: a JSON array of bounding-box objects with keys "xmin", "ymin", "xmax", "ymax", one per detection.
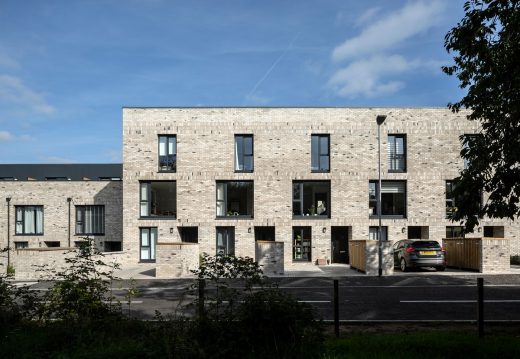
[
  {"xmin": 483, "ymin": 226, "xmax": 504, "ymax": 238},
  {"xmin": 407, "ymin": 226, "xmax": 429, "ymax": 239},
  {"xmin": 368, "ymin": 226, "xmax": 388, "ymax": 241},
  {"xmin": 254, "ymin": 226, "xmax": 275, "ymax": 241},
  {"xmin": 140, "ymin": 227, "xmax": 157, "ymax": 261},
  {"xmin": 44, "ymin": 241, "xmax": 60, "ymax": 247},
  {"xmin": 293, "ymin": 227, "xmax": 312, "ymax": 262},
  {"xmin": 216, "ymin": 227, "xmax": 235, "ymax": 256},
  {"xmin": 446, "ymin": 226, "xmax": 464, "ymax": 238},
  {"xmin": 104, "ymin": 241, "xmax": 122, "ymax": 252},
  {"xmin": 14, "ymin": 241, "xmax": 28, "ymax": 249},
  {"xmin": 179, "ymin": 227, "xmax": 198, "ymax": 243}
]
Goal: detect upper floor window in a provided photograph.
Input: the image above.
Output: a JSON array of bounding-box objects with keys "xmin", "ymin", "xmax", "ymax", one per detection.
[
  {"xmin": 311, "ymin": 134, "xmax": 330, "ymax": 172},
  {"xmin": 388, "ymin": 134, "xmax": 406, "ymax": 172},
  {"xmin": 369, "ymin": 180, "xmax": 406, "ymax": 218},
  {"xmin": 235, "ymin": 135, "xmax": 253, "ymax": 172},
  {"xmin": 216, "ymin": 181, "xmax": 253, "ymax": 217},
  {"xmin": 158, "ymin": 135, "xmax": 176, "ymax": 172},
  {"xmin": 293, "ymin": 181, "xmax": 331, "ymax": 218},
  {"xmin": 76, "ymin": 205, "xmax": 105, "ymax": 235},
  {"xmin": 446, "ymin": 180, "xmax": 456, "ymax": 219},
  {"xmin": 15, "ymin": 205, "xmax": 43, "ymax": 235},
  {"xmin": 445, "ymin": 179, "xmax": 482, "ymax": 219},
  {"xmin": 140, "ymin": 181, "xmax": 176, "ymax": 218}
]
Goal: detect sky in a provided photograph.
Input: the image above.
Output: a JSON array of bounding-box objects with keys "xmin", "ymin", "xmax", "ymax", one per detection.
[{"xmin": 0, "ymin": 0, "xmax": 466, "ymax": 164}]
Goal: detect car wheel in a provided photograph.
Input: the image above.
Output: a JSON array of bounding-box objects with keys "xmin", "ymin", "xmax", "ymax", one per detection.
[
  {"xmin": 400, "ymin": 258, "xmax": 408, "ymax": 272},
  {"xmin": 436, "ymin": 266, "xmax": 446, "ymax": 272}
]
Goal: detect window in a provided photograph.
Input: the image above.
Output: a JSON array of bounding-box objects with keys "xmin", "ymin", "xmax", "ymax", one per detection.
[
  {"xmin": 235, "ymin": 135, "xmax": 253, "ymax": 172},
  {"xmin": 140, "ymin": 181, "xmax": 177, "ymax": 218},
  {"xmin": 158, "ymin": 135, "xmax": 177, "ymax": 171},
  {"xmin": 408, "ymin": 226, "xmax": 429, "ymax": 239},
  {"xmin": 216, "ymin": 181, "xmax": 253, "ymax": 217},
  {"xmin": 388, "ymin": 134, "xmax": 406, "ymax": 172},
  {"xmin": 446, "ymin": 226, "xmax": 464, "ymax": 238},
  {"xmin": 292, "ymin": 181, "xmax": 331, "ymax": 217},
  {"xmin": 255, "ymin": 226, "xmax": 275, "ymax": 241},
  {"xmin": 216, "ymin": 227, "xmax": 235, "ymax": 256},
  {"xmin": 369, "ymin": 181, "xmax": 406, "ymax": 218},
  {"xmin": 445, "ymin": 179, "xmax": 482, "ymax": 219},
  {"xmin": 45, "ymin": 241, "xmax": 60, "ymax": 247},
  {"xmin": 311, "ymin": 134, "xmax": 330, "ymax": 172},
  {"xmin": 140, "ymin": 227, "xmax": 157, "ymax": 261},
  {"xmin": 179, "ymin": 227, "xmax": 198, "ymax": 243},
  {"xmin": 293, "ymin": 227, "xmax": 312, "ymax": 261},
  {"xmin": 75, "ymin": 205, "xmax": 105, "ymax": 235},
  {"xmin": 369, "ymin": 226, "xmax": 388, "ymax": 241},
  {"xmin": 14, "ymin": 241, "xmax": 28, "ymax": 249},
  {"xmin": 15, "ymin": 206, "xmax": 43, "ymax": 235},
  {"xmin": 483, "ymin": 226, "xmax": 504, "ymax": 238},
  {"xmin": 104, "ymin": 241, "xmax": 122, "ymax": 252}
]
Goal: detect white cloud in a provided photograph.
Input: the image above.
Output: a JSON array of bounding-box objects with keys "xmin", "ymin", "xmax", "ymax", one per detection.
[
  {"xmin": 0, "ymin": 130, "xmax": 13, "ymax": 142},
  {"xmin": 44, "ymin": 156, "xmax": 76, "ymax": 164},
  {"xmin": 329, "ymin": 55, "xmax": 419, "ymax": 98},
  {"xmin": 354, "ymin": 7, "xmax": 382, "ymax": 28},
  {"xmin": 0, "ymin": 75, "xmax": 55, "ymax": 115},
  {"xmin": 332, "ymin": 0, "xmax": 446, "ymax": 62}
]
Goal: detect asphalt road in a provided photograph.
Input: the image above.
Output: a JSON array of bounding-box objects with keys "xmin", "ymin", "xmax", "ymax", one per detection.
[{"xmin": 21, "ymin": 274, "xmax": 520, "ymax": 322}]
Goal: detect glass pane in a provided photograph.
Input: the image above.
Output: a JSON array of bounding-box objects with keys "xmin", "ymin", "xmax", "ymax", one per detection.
[
  {"xmin": 150, "ymin": 228, "xmax": 157, "ymax": 259},
  {"xmin": 395, "ymin": 137, "xmax": 404, "ymax": 155},
  {"xmin": 320, "ymin": 136, "xmax": 329, "ymax": 155},
  {"xmin": 25, "ymin": 207, "xmax": 35, "ymax": 234},
  {"xmin": 159, "ymin": 136, "xmax": 167, "ymax": 156},
  {"xmin": 293, "ymin": 183, "xmax": 300, "ymax": 200},
  {"xmin": 235, "ymin": 136, "xmax": 243, "ymax": 170},
  {"xmin": 140, "ymin": 183, "xmax": 148, "ymax": 201},
  {"xmin": 141, "ymin": 248, "xmax": 150, "ymax": 260},
  {"xmin": 140, "ymin": 203, "xmax": 149, "ymax": 217},
  {"xmin": 217, "ymin": 201, "xmax": 225, "ymax": 216},
  {"xmin": 168, "ymin": 137, "xmax": 176, "ymax": 155},
  {"xmin": 244, "ymin": 136, "xmax": 253, "ymax": 155},
  {"xmin": 141, "ymin": 229, "xmax": 149, "ymax": 246},
  {"xmin": 217, "ymin": 183, "xmax": 225, "ymax": 201},
  {"xmin": 320, "ymin": 155, "xmax": 329, "ymax": 171},
  {"xmin": 244, "ymin": 156, "xmax": 253, "ymax": 171}
]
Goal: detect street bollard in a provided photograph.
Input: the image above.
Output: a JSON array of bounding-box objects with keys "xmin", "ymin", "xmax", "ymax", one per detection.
[{"xmin": 334, "ymin": 279, "xmax": 339, "ymax": 337}]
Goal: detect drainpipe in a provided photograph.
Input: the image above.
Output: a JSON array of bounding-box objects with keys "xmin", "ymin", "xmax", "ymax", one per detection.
[
  {"xmin": 6, "ymin": 197, "xmax": 11, "ymax": 269},
  {"xmin": 67, "ymin": 197, "xmax": 72, "ymax": 247}
]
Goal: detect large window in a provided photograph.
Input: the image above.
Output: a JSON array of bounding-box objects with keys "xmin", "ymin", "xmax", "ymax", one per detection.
[
  {"xmin": 388, "ymin": 134, "xmax": 406, "ymax": 172},
  {"xmin": 235, "ymin": 135, "xmax": 253, "ymax": 172},
  {"xmin": 293, "ymin": 227, "xmax": 312, "ymax": 261},
  {"xmin": 311, "ymin": 134, "xmax": 330, "ymax": 172},
  {"xmin": 292, "ymin": 181, "xmax": 331, "ymax": 217},
  {"xmin": 216, "ymin": 227, "xmax": 235, "ymax": 256},
  {"xmin": 75, "ymin": 205, "xmax": 105, "ymax": 235},
  {"xmin": 15, "ymin": 206, "xmax": 43, "ymax": 235},
  {"xmin": 158, "ymin": 135, "xmax": 176, "ymax": 172},
  {"xmin": 369, "ymin": 180, "xmax": 406, "ymax": 218},
  {"xmin": 216, "ymin": 181, "xmax": 253, "ymax": 217},
  {"xmin": 140, "ymin": 227, "xmax": 157, "ymax": 261},
  {"xmin": 446, "ymin": 180, "xmax": 457, "ymax": 219},
  {"xmin": 445, "ymin": 179, "xmax": 482, "ymax": 219},
  {"xmin": 140, "ymin": 181, "xmax": 177, "ymax": 218}
]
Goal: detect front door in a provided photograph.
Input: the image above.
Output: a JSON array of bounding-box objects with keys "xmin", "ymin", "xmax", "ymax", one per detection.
[{"xmin": 331, "ymin": 226, "xmax": 349, "ymax": 263}]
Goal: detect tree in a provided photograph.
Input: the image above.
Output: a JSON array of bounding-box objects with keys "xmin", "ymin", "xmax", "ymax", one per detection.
[{"xmin": 443, "ymin": 0, "xmax": 520, "ymax": 232}]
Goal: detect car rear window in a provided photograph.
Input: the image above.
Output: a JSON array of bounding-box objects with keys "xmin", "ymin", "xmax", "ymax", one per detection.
[{"xmin": 411, "ymin": 241, "xmax": 441, "ymax": 249}]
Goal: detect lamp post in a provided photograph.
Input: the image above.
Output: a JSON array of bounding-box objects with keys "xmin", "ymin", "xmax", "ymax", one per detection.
[
  {"xmin": 67, "ymin": 197, "xmax": 72, "ymax": 247},
  {"xmin": 376, "ymin": 115, "xmax": 387, "ymax": 277},
  {"xmin": 6, "ymin": 197, "xmax": 11, "ymax": 270}
]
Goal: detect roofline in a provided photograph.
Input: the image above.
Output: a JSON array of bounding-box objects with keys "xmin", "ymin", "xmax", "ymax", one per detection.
[{"xmin": 122, "ymin": 106, "xmax": 460, "ymax": 110}]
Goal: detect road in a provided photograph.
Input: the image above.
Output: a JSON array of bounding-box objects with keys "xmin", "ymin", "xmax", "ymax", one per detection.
[{"xmin": 22, "ymin": 274, "xmax": 520, "ymax": 322}]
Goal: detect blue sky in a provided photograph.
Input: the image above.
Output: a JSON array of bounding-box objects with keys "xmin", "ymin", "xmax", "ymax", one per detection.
[{"xmin": 0, "ymin": 0, "xmax": 466, "ymax": 163}]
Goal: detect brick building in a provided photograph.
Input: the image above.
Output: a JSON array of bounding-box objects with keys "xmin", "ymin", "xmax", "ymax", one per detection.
[{"xmin": 1, "ymin": 108, "xmax": 517, "ymax": 277}]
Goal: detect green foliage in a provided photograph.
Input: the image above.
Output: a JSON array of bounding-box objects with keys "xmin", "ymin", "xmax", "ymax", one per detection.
[
  {"xmin": 37, "ymin": 239, "xmax": 121, "ymax": 322},
  {"xmin": 6, "ymin": 264, "xmax": 15, "ymax": 276},
  {"xmin": 443, "ymin": 0, "xmax": 520, "ymax": 232}
]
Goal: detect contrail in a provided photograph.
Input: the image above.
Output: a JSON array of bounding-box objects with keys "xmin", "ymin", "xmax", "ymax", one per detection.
[{"xmin": 244, "ymin": 32, "xmax": 301, "ymax": 103}]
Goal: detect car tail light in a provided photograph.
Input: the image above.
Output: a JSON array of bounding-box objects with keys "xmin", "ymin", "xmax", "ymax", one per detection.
[
  {"xmin": 441, "ymin": 246, "xmax": 446, "ymax": 252},
  {"xmin": 405, "ymin": 246, "xmax": 415, "ymax": 253}
]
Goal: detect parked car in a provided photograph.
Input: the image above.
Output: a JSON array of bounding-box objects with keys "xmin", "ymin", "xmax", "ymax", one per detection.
[{"xmin": 393, "ymin": 240, "xmax": 446, "ymax": 272}]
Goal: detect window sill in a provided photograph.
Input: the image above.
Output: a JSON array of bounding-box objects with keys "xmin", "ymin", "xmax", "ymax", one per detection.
[
  {"xmin": 139, "ymin": 216, "xmax": 177, "ymax": 220},
  {"xmin": 369, "ymin": 215, "xmax": 406, "ymax": 219},
  {"xmin": 216, "ymin": 216, "xmax": 253, "ymax": 219},
  {"xmin": 139, "ymin": 260, "xmax": 156, "ymax": 263},
  {"xmin": 75, "ymin": 233, "xmax": 105, "ymax": 236},
  {"xmin": 234, "ymin": 170, "xmax": 254, "ymax": 173},
  {"xmin": 311, "ymin": 170, "xmax": 330, "ymax": 173},
  {"xmin": 388, "ymin": 170, "xmax": 407, "ymax": 173},
  {"xmin": 293, "ymin": 215, "xmax": 330, "ymax": 219},
  {"xmin": 157, "ymin": 170, "xmax": 176, "ymax": 173},
  {"xmin": 14, "ymin": 233, "xmax": 44, "ymax": 236}
]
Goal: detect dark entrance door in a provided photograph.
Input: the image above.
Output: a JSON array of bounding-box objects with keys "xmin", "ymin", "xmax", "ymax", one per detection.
[{"xmin": 331, "ymin": 226, "xmax": 349, "ymax": 263}]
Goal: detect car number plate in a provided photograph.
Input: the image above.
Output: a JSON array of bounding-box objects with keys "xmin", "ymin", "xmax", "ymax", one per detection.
[{"xmin": 420, "ymin": 250, "xmax": 436, "ymax": 255}]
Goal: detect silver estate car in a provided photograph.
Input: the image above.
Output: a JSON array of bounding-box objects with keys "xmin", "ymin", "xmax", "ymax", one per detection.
[{"xmin": 393, "ymin": 240, "xmax": 446, "ymax": 272}]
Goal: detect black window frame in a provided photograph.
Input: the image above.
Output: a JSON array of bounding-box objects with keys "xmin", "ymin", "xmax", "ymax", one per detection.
[
  {"xmin": 139, "ymin": 181, "xmax": 177, "ymax": 219},
  {"xmin": 216, "ymin": 227, "xmax": 235, "ymax": 256},
  {"xmin": 369, "ymin": 180, "xmax": 407, "ymax": 219},
  {"xmin": 14, "ymin": 241, "xmax": 29, "ymax": 249},
  {"xmin": 387, "ymin": 134, "xmax": 406, "ymax": 172},
  {"xmin": 292, "ymin": 180, "xmax": 331, "ymax": 218},
  {"xmin": 15, "ymin": 205, "xmax": 44, "ymax": 235},
  {"xmin": 139, "ymin": 227, "xmax": 157, "ymax": 262},
  {"xmin": 158, "ymin": 134, "xmax": 177, "ymax": 172},
  {"xmin": 234, "ymin": 134, "xmax": 254, "ymax": 172},
  {"xmin": 446, "ymin": 226, "xmax": 465, "ymax": 238},
  {"xmin": 216, "ymin": 181, "xmax": 254, "ymax": 218},
  {"xmin": 311, "ymin": 134, "xmax": 330, "ymax": 172},
  {"xmin": 369, "ymin": 226, "xmax": 388, "ymax": 241},
  {"xmin": 75, "ymin": 205, "xmax": 105, "ymax": 235},
  {"xmin": 293, "ymin": 226, "xmax": 312, "ymax": 262}
]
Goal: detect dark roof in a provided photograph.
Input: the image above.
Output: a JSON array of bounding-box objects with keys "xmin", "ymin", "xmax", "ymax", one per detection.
[{"xmin": 0, "ymin": 164, "xmax": 122, "ymax": 181}]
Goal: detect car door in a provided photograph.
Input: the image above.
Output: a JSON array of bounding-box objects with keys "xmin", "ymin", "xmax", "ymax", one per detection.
[{"xmin": 393, "ymin": 240, "xmax": 403, "ymax": 266}]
